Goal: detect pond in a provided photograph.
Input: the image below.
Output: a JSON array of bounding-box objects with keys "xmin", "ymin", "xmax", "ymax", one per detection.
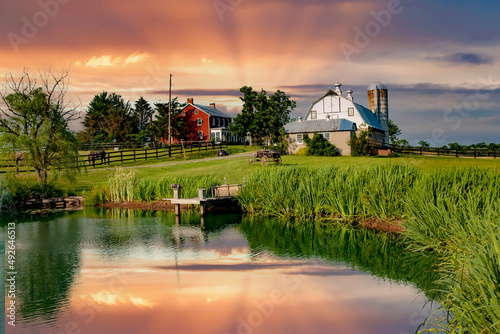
[{"xmin": 1, "ymin": 208, "xmax": 441, "ymax": 334}]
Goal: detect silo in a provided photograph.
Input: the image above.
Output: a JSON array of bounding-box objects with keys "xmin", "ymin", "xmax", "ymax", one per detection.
[{"xmin": 367, "ymin": 82, "xmax": 389, "ymax": 144}]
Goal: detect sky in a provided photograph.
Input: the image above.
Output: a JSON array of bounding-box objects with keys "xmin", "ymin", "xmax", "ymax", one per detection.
[{"xmin": 1, "ymin": 0, "xmax": 499, "ymax": 145}]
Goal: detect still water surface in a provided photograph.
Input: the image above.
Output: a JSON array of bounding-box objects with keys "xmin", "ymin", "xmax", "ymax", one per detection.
[{"xmin": 2, "ymin": 208, "xmax": 439, "ymax": 334}]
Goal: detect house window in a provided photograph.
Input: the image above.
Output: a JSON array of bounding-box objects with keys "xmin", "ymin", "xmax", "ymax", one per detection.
[
  {"xmin": 217, "ymin": 118, "xmax": 220, "ymax": 126},
  {"xmin": 197, "ymin": 118, "xmax": 202, "ymax": 126},
  {"xmin": 198, "ymin": 131, "xmax": 203, "ymax": 140},
  {"xmin": 323, "ymin": 133, "xmax": 330, "ymax": 140},
  {"xmin": 311, "ymin": 111, "xmax": 317, "ymax": 120},
  {"xmin": 297, "ymin": 134, "xmax": 303, "ymax": 144},
  {"xmin": 195, "ymin": 110, "xmax": 198, "ymax": 115},
  {"xmin": 211, "ymin": 117, "xmax": 215, "ymax": 126},
  {"xmin": 182, "ymin": 111, "xmax": 185, "ymax": 116},
  {"xmin": 348, "ymin": 107, "xmax": 354, "ymax": 116}
]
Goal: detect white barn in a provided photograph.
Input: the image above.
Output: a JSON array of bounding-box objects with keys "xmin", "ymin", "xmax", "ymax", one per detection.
[{"xmin": 285, "ymin": 82, "xmax": 389, "ymax": 155}]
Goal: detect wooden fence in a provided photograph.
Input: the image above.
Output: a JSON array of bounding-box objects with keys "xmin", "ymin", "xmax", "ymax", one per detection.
[
  {"xmin": 0, "ymin": 141, "xmax": 228, "ymax": 173},
  {"xmin": 382, "ymin": 145, "xmax": 498, "ymax": 159}
]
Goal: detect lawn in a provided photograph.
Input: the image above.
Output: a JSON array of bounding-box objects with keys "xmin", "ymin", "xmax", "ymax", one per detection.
[{"xmin": 71, "ymin": 152, "xmax": 500, "ymax": 195}]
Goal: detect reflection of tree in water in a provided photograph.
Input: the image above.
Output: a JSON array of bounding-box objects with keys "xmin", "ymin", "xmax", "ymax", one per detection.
[
  {"xmin": 239, "ymin": 218, "xmax": 442, "ymax": 299},
  {"xmin": 15, "ymin": 213, "xmax": 83, "ymax": 323}
]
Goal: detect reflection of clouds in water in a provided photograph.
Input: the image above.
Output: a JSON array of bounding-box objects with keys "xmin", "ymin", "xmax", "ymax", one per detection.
[{"xmin": 83, "ymin": 293, "xmax": 155, "ymax": 308}]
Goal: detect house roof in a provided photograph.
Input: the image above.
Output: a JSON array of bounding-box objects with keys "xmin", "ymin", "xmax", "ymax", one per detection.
[
  {"xmin": 190, "ymin": 104, "xmax": 232, "ymax": 118},
  {"xmin": 352, "ymin": 103, "xmax": 384, "ymax": 131},
  {"xmin": 284, "ymin": 119, "xmax": 356, "ymax": 134}
]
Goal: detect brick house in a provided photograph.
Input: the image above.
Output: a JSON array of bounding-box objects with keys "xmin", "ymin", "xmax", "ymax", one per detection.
[{"xmin": 181, "ymin": 98, "xmax": 238, "ymax": 142}]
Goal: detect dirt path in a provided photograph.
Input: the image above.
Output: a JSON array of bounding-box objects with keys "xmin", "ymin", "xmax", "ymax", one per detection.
[{"xmin": 84, "ymin": 152, "xmax": 254, "ymax": 172}]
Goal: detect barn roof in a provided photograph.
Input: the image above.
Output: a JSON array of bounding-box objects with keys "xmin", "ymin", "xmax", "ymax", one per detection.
[
  {"xmin": 352, "ymin": 103, "xmax": 384, "ymax": 131},
  {"xmin": 284, "ymin": 119, "xmax": 356, "ymax": 134}
]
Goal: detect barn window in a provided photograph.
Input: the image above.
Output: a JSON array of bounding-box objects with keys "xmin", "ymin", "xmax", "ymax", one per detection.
[
  {"xmin": 297, "ymin": 134, "xmax": 303, "ymax": 144},
  {"xmin": 323, "ymin": 133, "xmax": 330, "ymax": 140},
  {"xmin": 348, "ymin": 107, "xmax": 354, "ymax": 116},
  {"xmin": 197, "ymin": 118, "xmax": 202, "ymax": 126},
  {"xmin": 311, "ymin": 111, "xmax": 317, "ymax": 119},
  {"xmin": 198, "ymin": 131, "xmax": 203, "ymax": 140}
]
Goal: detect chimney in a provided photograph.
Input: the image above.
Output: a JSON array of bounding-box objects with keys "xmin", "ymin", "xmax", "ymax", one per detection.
[
  {"xmin": 346, "ymin": 87, "xmax": 353, "ymax": 101},
  {"xmin": 187, "ymin": 98, "xmax": 194, "ymax": 104},
  {"xmin": 210, "ymin": 103, "xmax": 216, "ymax": 109}
]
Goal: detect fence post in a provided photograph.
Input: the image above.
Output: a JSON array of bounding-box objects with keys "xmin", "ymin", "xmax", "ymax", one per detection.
[
  {"xmin": 437, "ymin": 148, "xmax": 440, "ymax": 157},
  {"xmin": 191, "ymin": 144, "xmax": 193, "ymax": 153},
  {"xmin": 145, "ymin": 149, "xmax": 147, "ymax": 160},
  {"xmin": 420, "ymin": 147, "xmax": 422, "ymax": 155},
  {"xmin": 120, "ymin": 150, "xmax": 123, "ymax": 163},
  {"xmin": 494, "ymin": 150, "xmax": 496, "ymax": 159},
  {"xmin": 133, "ymin": 149, "xmax": 136, "ymax": 161},
  {"xmin": 156, "ymin": 147, "xmax": 158, "ymax": 159},
  {"xmin": 456, "ymin": 149, "xmax": 458, "ymax": 158},
  {"xmin": 169, "ymin": 146, "xmax": 171, "ymax": 157},
  {"xmin": 474, "ymin": 149, "xmax": 476, "ymax": 159}
]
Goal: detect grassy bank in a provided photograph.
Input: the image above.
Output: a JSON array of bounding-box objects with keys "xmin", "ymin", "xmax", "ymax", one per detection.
[{"xmin": 238, "ymin": 165, "xmax": 500, "ymax": 333}]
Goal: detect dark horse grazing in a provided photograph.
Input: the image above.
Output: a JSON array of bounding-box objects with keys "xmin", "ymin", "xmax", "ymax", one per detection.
[{"xmin": 88, "ymin": 150, "xmax": 106, "ymax": 165}]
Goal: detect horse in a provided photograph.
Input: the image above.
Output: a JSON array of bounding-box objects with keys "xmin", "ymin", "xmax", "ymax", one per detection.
[
  {"xmin": 88, "ymin": 150, "xmax": 106, "ymax": 165},
  {"xmin": 10, "ymin": 151, "xmax": 27, "ymax": 173}
]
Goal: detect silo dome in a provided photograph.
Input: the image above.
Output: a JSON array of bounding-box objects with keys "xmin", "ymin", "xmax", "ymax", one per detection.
[{"xmin": 368, "ymin": 81, "xmax": 387, "ymax": 91}]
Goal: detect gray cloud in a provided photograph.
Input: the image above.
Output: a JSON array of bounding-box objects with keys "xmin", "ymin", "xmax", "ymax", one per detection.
[{"xmin": 430, "ymin": 53, "xmax": 494, "ymax": 66}]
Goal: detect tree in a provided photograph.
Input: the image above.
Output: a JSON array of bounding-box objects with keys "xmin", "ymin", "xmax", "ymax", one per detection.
[
  {"xmin": 388, "ymin": 119, "xmax": 401, "ymax": 145},
  {"xmin": 82, "ymin": 92, "xmax": 136, "ymax": 143},
  {"xmin": 0, "ymin": 68, "xmax": 79, "ymax": 184},
  {"xmin": 418, "ymin": 140, "xmax": 430, "ymax": 148},
  {"xmin": 448, "ymin": 142, "xmax": 462, "ymax": 150},
  {"xmin": 133, "ymin": 97, "xmax": 153, "ymax": 132},
  {"xmin": 394, "ymin": 139, "xmax": 409, "ymax": 147},
  {"xmin": 153, "ymin": 98, "xmax": 188, "ymax": 143},
  {"xmin": 230, "ymin": 86, "xmax": 296, "ymax": 146},
  {"xmin": 349, "ymin": 130, "xmax": 372, "ymax": 156},
  {"xmin": 303, "ymin": 133, "xmax": 339, "ymax": 157}
]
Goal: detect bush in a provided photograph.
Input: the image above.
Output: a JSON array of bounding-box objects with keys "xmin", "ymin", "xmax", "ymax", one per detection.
[
  {"xmin": 303, "ymin": 133, "xmax": 339, "ymax": 157},
  {"xmin": 3, "ymin": 173, "xmax": 65, "ymax": 202},
  {"xmin": 295, "ymin": 147, "xmax": 308, "ymax": 155},
  {"xmin": 349, "ymin": 130, "xmax": 372, "ymax": 156}
]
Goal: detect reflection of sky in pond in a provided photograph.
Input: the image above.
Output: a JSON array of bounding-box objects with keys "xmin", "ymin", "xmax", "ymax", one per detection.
[{"xmin": 4, "ymin": 209, "xmax": 439, "ymax": 334}]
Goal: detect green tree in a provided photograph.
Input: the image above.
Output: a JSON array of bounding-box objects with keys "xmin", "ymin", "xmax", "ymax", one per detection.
[
  {"xmin": 418, "ymin": 140, "xmax": 430, "ymax": 148},
  {"xmin": 303, "ymin": 133, "xmax": 339, "ymax": 156},
  {"xmin": 230, "ymin": 86, "xmax": 296, "ymax": 146},
  {"xmin": 394, "ymin": 139, "xmax": 409, "ymax": 147},
  {"xmin": 0, "ymin": 68, "xmax": 79, "ymax": 184},
  {"xmin": 388, "ymin": 119, "xmax": 401, "ymax": 145},
  {"xmin": 133, "ymin": 97, "xmax": 153, "ymax": 132},
  {"xmin": 349, "ymin": 130, "xmax": 372, "ymax": 156},
  {"xmin": 153, "ymin": 98, "xmax": 187, "ymax": 143},
  {"xmin": 448, "ymin": 142, "xmax": 461, "ymax": 150},
  {"xmin": 82, "ymin": 92, "xmax": 136, "ymax": 143}
]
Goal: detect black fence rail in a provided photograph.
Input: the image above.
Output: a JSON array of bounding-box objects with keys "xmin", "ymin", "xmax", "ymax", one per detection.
[
  {"xmin": 384, "ymin": 145, "xmax": 498, "ymax": 159},
  {"xmin": 0, "ymin": 141, "xmax": 229, "ymax": 173}
]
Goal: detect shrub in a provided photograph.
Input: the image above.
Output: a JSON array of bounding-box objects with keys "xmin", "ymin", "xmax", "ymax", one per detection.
[
  {"xmin": 349, "ymin": 130, "xmax": 372, "ymax": 156},
  {"xmin": 295, "ymin": 147, "xmax": 308, "ymax": 155},
  {"xmin": 303, "ymin": 133, "xmax": 339, "ymax": 157}
]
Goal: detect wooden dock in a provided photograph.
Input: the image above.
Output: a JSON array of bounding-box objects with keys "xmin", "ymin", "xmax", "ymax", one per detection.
[{"xmin": 163, "ymin": 184, "xmax": 241, "ymax": 216}]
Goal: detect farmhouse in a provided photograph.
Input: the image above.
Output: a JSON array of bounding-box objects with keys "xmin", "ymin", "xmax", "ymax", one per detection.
[
  {"xmin": 181, "ymin": 98, "xmax": 238, "ymax": 142},
  {"xmin": 285, "ymin": 82, "xmax": 389, "ymax": 155}
]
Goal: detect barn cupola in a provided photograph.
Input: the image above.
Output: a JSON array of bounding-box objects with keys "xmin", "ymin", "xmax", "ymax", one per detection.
[
  {"xmin": 334, "ymin": 81, "xmax": 342, "ymax": 96},
  {"xmin": 346, "ymin": 87, "xmax": 354, "ymax": 101}
]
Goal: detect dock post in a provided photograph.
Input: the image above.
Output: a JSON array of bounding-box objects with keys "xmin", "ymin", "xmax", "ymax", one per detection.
[
  {"xmin": 198, "ymin": 188, "xmax": 206, "ymax": 216},
  {"xmin": 172, "ymin": 184, "xmax": 182, "ymax": 216}
]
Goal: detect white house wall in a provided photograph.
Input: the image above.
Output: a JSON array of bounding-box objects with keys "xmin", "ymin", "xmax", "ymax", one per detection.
[{"xmin": 307, "ymin": 95, "xmax": 368, "ymax": 130}]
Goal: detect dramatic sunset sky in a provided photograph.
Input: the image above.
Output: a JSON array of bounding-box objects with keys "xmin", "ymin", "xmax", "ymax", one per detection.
[{"xmin": 1, "ymin": 0, "xmax": 499, "ymax": 145}]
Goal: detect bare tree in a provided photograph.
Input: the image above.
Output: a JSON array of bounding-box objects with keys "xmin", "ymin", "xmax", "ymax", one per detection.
[{"xmin": 0, "ymin": 67, "xmax": 80, "ymax": 184}]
